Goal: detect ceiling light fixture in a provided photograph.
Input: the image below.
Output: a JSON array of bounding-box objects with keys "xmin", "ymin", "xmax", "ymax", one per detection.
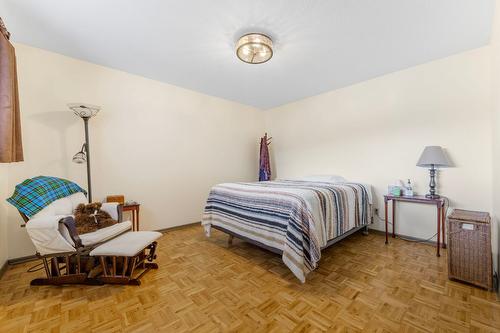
[{"xmin": 236, "ymin": 33, "xmax": 273, "ymax": 64}]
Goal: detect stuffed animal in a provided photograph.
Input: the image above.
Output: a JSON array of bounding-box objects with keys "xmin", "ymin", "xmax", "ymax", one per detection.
[{"xmin": 74, "ymin": 202, "xmax": 117, "ymax": 234}]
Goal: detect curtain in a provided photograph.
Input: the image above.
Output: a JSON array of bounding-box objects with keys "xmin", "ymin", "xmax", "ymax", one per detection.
[{"xmin": 0, "ymin": 17, "xmax": 23, "ymax": 163}]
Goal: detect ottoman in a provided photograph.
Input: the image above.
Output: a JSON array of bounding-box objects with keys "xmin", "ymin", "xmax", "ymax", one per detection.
[{"xmin": 90, "ymin": 231, "xmax": 162, "ymax": 285}]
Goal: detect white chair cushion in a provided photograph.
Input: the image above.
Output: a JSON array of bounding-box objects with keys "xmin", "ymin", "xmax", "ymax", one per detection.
[
  {"xmin": 26, "ymin": 192, "xmax": 129, "ymax": 254},
  {"xmin": 90, "ymin": 231, "xmax": 162, "ymax": 257},
  {"xmin": 26, "ymin": 215, "xmax": 77, "ymax": 255},
  {"xmin": 32, "ymin": 192, "xmax": 87, "ymax": 219},
  {"xmin": 100, "ymin": 202, "xmax": 120, "ymax": 221},
  {"xmin": 79, "ymin": 221, "xmax": 132, "ymax": 246}
]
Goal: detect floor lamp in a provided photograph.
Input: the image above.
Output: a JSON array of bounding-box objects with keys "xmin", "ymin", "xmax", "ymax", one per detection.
[{"xmin": 68, "ymin": 103, "xmax": 100, "ymax": 203}]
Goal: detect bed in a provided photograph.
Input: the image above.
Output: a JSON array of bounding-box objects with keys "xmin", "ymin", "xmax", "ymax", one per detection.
[{"xmin": 202, "ymin": 177, "xmax": 373, "ymax": 282}]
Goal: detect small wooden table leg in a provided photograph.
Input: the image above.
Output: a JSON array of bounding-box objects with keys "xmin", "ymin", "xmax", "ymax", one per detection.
[
  {"xmin": 384, "ymin": 199, "xmax": 389, "ymax": 244},
  {"xmin": 392, "ymin": 200, "xmax": 396, "ymax": 238},
  {"xmin": 132, "ymin": 210, "xmax": 136, "ymax": 231},
  {"xmin": 441, "ymin": 204, "xmax": 446, "ymax": 249},
  {"xmin": 136, "ymin": 206, "xmax": 140, "ymax": 231},
  {"xmin": 436, "ymin": 206, "xmax": 441, "ymax": 257}
]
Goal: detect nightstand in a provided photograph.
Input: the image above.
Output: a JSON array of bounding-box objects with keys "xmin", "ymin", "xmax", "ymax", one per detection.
[
  {"xmin": 384, "ymin": 195, "xmax": 446, "ymax": 256},
  {"xmin": 123, "ymin": 203, "xmax": 140, "ymax": 231}
]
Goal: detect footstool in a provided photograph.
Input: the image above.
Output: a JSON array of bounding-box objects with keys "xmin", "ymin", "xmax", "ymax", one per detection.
[{"xmin": 90, "ymin": 231, "xmax": 162, "ymax": 285}]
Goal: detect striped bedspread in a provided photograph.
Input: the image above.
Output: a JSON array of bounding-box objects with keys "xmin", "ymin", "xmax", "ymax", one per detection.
[{"xmin": 202, "ymin": 180, "xmax": 372, "ymax": 282}]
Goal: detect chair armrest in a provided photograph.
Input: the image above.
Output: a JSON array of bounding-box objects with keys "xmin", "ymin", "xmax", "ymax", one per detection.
[
  {"xmin": 59, "ymin": 216, "xmax": 83, "ymax": 248},
  {"xmin": 101, "ymin": 203, "xmax": 123, "ymax": 222}
]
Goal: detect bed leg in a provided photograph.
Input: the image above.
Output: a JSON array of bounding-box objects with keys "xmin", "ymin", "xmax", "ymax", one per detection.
[
  {"xmin": 362, "ymin": 226, "xmax": 369, "ymax": 236},
  {"xmin": 228, "ymin": 235, "xmax": 234, "ymax": 247}
]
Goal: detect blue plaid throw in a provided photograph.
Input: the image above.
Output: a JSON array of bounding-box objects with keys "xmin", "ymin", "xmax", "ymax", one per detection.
[{"xmin": 6, "ymin": 176, "xmax": 87, "ymax": 217}]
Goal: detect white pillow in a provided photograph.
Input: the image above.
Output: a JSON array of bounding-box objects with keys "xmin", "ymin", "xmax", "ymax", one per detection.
[
  {"xmin": 32, "ymin": 192, "xmax": 87, "ymax": 219},
  {"xmin": 298, "ymin": 175, "xmax": 346, "ymax": 183}
]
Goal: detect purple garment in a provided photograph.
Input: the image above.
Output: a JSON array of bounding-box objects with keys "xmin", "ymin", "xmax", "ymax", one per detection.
[{"xmin": 259, "ymin": 134, "xmax": 271, "ymax": 181}]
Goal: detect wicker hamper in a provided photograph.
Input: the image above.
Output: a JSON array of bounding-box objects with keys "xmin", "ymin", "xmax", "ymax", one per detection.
[{"xmin": 447, "ymin": 209, "xmax": 492, "ymax": 290}]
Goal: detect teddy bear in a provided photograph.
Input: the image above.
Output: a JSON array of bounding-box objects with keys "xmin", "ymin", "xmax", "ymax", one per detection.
[{"xmin": 74, "ymin": 202, "xmax": 117, "ymax": 234}]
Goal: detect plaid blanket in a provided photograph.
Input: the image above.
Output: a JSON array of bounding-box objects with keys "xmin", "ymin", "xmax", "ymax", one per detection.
[
  {"xmin": 6, "ymin": 176, "xmax": 86, "ymax": 217},
  {"xmin": 202, "ymin": 180, "xmax": 371, "ymax": 282}
]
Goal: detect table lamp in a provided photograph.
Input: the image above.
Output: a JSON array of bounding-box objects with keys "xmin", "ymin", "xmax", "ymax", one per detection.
[{"xmin": 416, "ymin": 146, "xmax": 451, "ymax": 199}]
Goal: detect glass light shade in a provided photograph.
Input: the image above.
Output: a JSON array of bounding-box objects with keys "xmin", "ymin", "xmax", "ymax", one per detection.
[
  {"xmin": 68, "ymin": 103, "xmax": 100, "ymax": 118},
  {"xmin": 72, "ymin": 151, "xmax": 86, "ymax": 164},
  {"xmin": 236, "ymin": 33, "xmax": 273, "ymax": 64}
]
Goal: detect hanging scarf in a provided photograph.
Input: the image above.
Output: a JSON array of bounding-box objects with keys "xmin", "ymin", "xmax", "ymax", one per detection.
[{"xmin": 259, "ymin": 133, "xmax": 271, "ymax": 181}]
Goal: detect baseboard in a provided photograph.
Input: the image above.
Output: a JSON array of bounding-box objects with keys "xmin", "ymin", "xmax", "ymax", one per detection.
[
  {"xmin": 0, "ymin": 260, "xmax": 8, "ymax": 279},
  {"xmin": 155, "ymin": 221, "xmax": 201, "ymax": 233},
  {"xmin": 368, "ymin": 228, "xmax": 439, "ymax": 246},
  {"xmin": 8, "ymin": 254, "xmax": 38, "ymax": 265}
]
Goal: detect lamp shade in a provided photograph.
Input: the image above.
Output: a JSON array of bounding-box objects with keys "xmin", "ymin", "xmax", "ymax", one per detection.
[
  {"xmin": 68, "ymin": 103, "xmax": 100, "ymax": 118},
  {"xmin": 416, "ymin": 146, "xmax": 451, "ymax": 167},
  {"xmin": 72, "ymin": 151, "xmax": 86, "ymax": 164}
]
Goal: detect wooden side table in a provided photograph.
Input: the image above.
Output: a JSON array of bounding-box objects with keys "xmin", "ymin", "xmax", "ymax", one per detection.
[
  {"xmin": 123, "ymin": 203, "xmax": 140, "ymax": 231},
  {"xmin": 384, "ymin": 195, "xmax": 445, "ymax": 257}
]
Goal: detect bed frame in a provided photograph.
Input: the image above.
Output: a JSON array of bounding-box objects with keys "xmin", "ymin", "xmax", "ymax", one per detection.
[
  {"xmin": 214, "ymin": 204, "xmax": 374, "ymax": 254},
  {"xmin": 213, "ymin": 199, "xmax": 373, "ymax": 255},
  {"xmin": 213, "ymin": 224, "xmax": 369, "ymax": 255}
]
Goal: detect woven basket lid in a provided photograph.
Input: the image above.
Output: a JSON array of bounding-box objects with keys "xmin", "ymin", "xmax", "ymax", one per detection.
[{"xmin": 449, "ymin": 209, "xmax": 490, "ymax": 223}]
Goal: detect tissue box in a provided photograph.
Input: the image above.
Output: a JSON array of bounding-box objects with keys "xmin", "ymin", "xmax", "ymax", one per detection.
[{"xmin": 388, "ymin": 185, "xmax": 402, "ymax": 196}]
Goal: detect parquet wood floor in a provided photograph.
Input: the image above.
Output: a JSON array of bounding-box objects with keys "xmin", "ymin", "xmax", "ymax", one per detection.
[{"xmin": 0, "ymin": 225, "xmax": 499, "ymax": 332}]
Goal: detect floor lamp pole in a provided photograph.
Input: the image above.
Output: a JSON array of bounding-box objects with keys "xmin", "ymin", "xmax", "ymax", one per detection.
[{"xmin": 83, "ymin": 117, "xmax": 92, "ymax": 202}]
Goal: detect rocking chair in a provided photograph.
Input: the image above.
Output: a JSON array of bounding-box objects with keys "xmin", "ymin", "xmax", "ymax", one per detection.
[{"xmin": 19, "ymin": 191, "xmax": 161, "ymax": 286}]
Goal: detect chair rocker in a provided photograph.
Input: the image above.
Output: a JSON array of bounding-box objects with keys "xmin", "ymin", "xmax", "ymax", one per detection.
[{"xmin": 19, "ymin": 192, "xmax": 161, "ymax": 286}]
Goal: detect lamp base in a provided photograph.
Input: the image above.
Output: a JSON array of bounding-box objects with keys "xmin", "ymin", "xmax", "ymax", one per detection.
[{"xmin": 425, "ymin": 194, "xmax": 441, "ymax": 199}]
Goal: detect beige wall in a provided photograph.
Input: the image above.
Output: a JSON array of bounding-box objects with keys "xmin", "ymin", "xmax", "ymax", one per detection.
[
  {"xmin": 5, "ymin": 44, "xmax": 264, "ymax": 259},
  {"xmin": 266, "ymin": 47, "xmax": 495, "ymax": 267},
  {"xmin": 4, "ymin": 36, "xmax": 499, "ymax": 275},
  {"xmin": 492, "ymin": 0, "xmax": 500, "ymax": 280}
]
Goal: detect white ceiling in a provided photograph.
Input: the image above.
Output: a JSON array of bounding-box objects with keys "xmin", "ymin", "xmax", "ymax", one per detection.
[{"xmin": 0, "ymin": 0, "xmax": 495, "ymax": 109}]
